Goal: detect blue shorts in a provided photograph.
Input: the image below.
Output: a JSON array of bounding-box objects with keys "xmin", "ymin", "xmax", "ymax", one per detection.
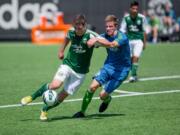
[{"xmin": 94, "ymin": 67, "xmax": 130, "ymax": 94}]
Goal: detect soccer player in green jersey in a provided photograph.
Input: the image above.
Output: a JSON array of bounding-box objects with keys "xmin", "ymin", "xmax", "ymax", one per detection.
[
  {"xmin": 21, "ymin": 14, "xmax": 98, "ymax": 121},
  {"xmin": 120, "ymin": 1, "xmax": 147, "ymax": 82}
]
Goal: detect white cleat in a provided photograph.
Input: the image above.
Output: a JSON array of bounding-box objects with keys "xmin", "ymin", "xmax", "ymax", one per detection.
[
  {"xmin": 40, "ymin": 111, "xmax": 48, "ymax": 121},
  {"xmin": 21, "ymin": 96, "xmax": 32, "ymax": 106},
  {"xmin": 129, "ymin": 76, "xmax": 138, "ymax": 83}
]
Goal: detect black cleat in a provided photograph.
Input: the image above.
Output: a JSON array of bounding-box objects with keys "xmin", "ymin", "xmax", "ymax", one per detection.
[
  {"xmin": 99, "ymin": 97, "xmax": 112, "ymax": 113},
  {"xmin": 73, "ymin": 111, "xmax": 85, "ymax": 118}
]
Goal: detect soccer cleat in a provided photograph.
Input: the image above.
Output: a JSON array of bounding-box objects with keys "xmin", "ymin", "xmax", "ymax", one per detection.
[
  {"xmin": 99, "ymin": 96, "xmax": 112, "ymax": 113},
  {"xmin": 40, "ymin": 111, "xmax": 48, "ymax": 121},
  {"xmin": 73, "ymin": 111, "xmax": 85, "ymax": 118},
  {"xmin": 128, "ymin": 76, "xmax": 138, "ymax": 83},
  {"xmin": 21, "ymin": 96, "xmax": 33, "ymax": 105}
]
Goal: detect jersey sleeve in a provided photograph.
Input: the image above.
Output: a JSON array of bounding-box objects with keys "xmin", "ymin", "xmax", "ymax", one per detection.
[
  {"xmin": 120, "ymin": 17, "xmax": 127, "ymax": 33},
  {"xmin": 66, "ymin": 31, "xmax": 70, "ymax": 39},
  {"xmin": 88, "ymin": 29, "xmax": 99, "ymax": 39},
  {"xmin": 66, "ymin": 27, "xmax": 75, "ymax": 39}
]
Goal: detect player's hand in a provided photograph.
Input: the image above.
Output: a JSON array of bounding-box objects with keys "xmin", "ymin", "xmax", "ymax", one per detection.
[
  {"xmin": 87, "ymin": 38, "xmax": 97, "ymax": 47},
  {"xmin": 58, "ymin": 51, "xmax": 64, "ymax": 60}
]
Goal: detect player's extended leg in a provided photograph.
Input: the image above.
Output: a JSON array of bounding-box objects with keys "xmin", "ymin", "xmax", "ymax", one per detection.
[
  {"xmin": 40, "ymin": 90, "xmax": 69, "ymax": 121},
  {"xmin": 98, "ymin": 71, "xmax": 129, "ymax": 113},
  {"xmin": 41, "ymin": 71, "xmax": 85, "ymax": 120},
  {"xmin": 73, "ymin": 79, "xmax": 100, "ymax": 118},
  {"xmin": 21, "ymin": 65, "xmax": 69, "ymax": 105},
  {"xmin": 129, "ymin": 56, "xmax": 139, "ymax": 82},
  {"xmin": 99, "ymin": 90, "xmax": 112, "ymax": 113},
  {"xmin": 129, "ymin": 40, "xmax": 143, "ymax": 82},
  {"xmin": 21, "ymin": 80, "xmax": 63, "ymax": 105}
]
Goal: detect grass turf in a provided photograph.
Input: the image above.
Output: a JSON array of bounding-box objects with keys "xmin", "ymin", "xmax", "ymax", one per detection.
[{"xmin": 0, "ymin": 42, "xmax": 180, "ymax": 135}]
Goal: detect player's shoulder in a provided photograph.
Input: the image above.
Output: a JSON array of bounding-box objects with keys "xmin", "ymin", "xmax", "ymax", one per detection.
[
  {"xmin": 118, "ymin": 30, "xmax": 127, "ymax": 37},
  {"xmin": 67, "ymin": 27, "xmax": 75, "ymax": 35},
  {"xmin": 123, "ymin": 13, "xmax": 130, "ymax": 19},
  {"xmin": 66, "ymin": 28, "xmax": 76, "ymax": 39},
  {"xmin": 117, "ymin": 31, "xmax": 129, "ymax": 44},
  {"xmin": 137, "ymin": 13, "xmax": 145, "ymax": 19}
]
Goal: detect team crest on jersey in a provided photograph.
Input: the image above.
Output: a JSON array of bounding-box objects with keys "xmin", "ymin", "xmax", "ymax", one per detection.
[
  {"xmin": 137, "ymin": 20, "xmax": 141, "ymax": 25},
  {"xmin": 82, "ymin": 38, "xmax": 88, "ymax": 44},
  {"xmin": 127, "ymin": 16, "xmax": 130, "ymax": 20}
]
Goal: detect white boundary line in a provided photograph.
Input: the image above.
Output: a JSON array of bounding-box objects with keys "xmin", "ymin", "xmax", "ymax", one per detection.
[
  {"xmin": 0, "ymin": 89, "xmax": 180, "ymax": 109},
  {"xmin": 114, "ymin": 90, "xmax": 143, "ymax": 94},
  {"xmin": 123, "ymin": 75, "xmax": 180, "ymax": 84},
  {"xmin": 0, "ymin": 75, "xmax": 180, "ymax": 109}
]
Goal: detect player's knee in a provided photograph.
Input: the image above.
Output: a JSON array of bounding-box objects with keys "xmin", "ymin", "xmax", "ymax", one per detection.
[
  {"xmin": 89, "ymin": 80, "xmax": 100, "ymax": 92},
  {"xmin": 89, "ymin": 86, "xmax": 97, "ymax": 92},
  {"xmin": 89, "ymin": 84, "xmax": 98, "ymax": 92},
  {"xmin": 49, "ymin": 81, "xmax": 62, "ymax": 90}
]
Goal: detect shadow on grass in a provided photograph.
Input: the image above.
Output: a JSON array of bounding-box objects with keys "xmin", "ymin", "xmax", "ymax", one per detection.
[
  {"xmin": 20, "ymin": 113, "xmax": 125, "ymax": 122},
  {"xmin": 48, "ymin": 113, "xmax": 125, "ymax": 122}
]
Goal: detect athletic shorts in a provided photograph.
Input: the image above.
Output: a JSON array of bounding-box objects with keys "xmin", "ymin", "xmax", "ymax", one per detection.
[
  {"xmin": 53, "ymin": 64, "xmax": 85, "ymax": 95},
  {"xmin": 129, "ymin": 40, "xmax": 144, "ymax": 57},
  {"xmin": 94, "ymin": 67, "xmax": 129, "ymax": 94}
]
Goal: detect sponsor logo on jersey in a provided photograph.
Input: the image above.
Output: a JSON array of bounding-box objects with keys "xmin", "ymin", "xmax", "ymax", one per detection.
[{"xmin": 72, "ymin": 44, "xmax": 86, "ymax": 54}]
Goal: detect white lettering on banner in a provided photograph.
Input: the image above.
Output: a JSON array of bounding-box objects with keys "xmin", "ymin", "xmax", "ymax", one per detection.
[
  {"xmin": 0, "ymin": 0, "xmax": 18, "ymax": 29},
  {"xmin": 19, "ymin": 3, "xmax": 40, "ymax": 29},
  {"xmin": 0, "ymin": 0, "xmax": 58, "ymax": 30},
  {"xmin": 35, "ymin": 31, "xmax": 65, "ymax": 39}
]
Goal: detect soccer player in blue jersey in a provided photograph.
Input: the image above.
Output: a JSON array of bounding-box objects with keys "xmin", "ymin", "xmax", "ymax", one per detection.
[{"xmin": 73, "ymin": 15, "xmax": 131, "ymax": 118}]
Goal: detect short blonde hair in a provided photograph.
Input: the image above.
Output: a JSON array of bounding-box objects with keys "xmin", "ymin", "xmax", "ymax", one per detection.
[{"xmin": 105, "ymin": 15, "xmax": 118, "ymax": 26}]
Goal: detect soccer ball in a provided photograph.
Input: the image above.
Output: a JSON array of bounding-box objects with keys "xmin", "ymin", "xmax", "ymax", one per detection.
[{"xmin": 42, "ymin": 90, "xmax": 58, "ymax": 106}]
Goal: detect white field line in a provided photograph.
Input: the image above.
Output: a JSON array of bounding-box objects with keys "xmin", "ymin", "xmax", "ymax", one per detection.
[
  {"xmin": 123, "ymin": 75, "xmax": 180, "ymax": 84},
  {"xmin": 0, "ymin": 89, "xmax": 180, "ymax": 109},
  {"xmin": 0, "ymin": 75, "xmax": 180, "ymax": 109},
  {"xmin": 114, "ymin": 90, "xmax": 143, "ymax": 94}
]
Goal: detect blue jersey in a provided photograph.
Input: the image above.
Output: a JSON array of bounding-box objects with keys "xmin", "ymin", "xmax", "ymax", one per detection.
[
  {"xmin": 94, "ymin": 31, "xmax": 131, "ymax": 93},
  {"xmin": 101, "ymin": 31, "xmax": 131, "ymax": 71}
]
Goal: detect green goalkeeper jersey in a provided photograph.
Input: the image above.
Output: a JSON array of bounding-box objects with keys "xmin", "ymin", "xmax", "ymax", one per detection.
[
  {"xmin": 63, "ymin": 29, "xmax": 98, "ymax": 74},
  {"xmin": 120, "ymin": 13, "xmax": 146, "ymax": 41}
]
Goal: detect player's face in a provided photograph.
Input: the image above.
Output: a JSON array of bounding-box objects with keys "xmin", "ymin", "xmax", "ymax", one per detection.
[
  {"xmin": 105, "ymin": 21, "xmax": 117, "ymax": 36},
  {"xmin": 74, "ymin": 20, "xmax": 86, "ymax": 36},
  {"xmin": 130, "ymin": 5, "xmax": 138, "ymax": 17}
]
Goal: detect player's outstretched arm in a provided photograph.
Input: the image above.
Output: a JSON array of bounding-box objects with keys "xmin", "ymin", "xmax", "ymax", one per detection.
[
  {"xmin": 58, "ymin": 38, "xmax": 70, "ymax": 60},
  {"xmin": 87, "ymin": 37, "xmax": 118, "ymax": 48}
]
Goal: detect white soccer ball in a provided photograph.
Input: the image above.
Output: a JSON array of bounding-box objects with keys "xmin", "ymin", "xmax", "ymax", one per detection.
[{"xmin": 42, "ymin": 90, "xmax": 58, "ymax": 106}]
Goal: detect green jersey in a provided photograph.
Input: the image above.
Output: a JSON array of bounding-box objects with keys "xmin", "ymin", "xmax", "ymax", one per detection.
[
  {"xmin": 63, "ymin": 29, "xmax": 98, "ymax": 74},
  {"xmin": 120, "ymin": 13, "xmax": 146, "ymax": 40}
]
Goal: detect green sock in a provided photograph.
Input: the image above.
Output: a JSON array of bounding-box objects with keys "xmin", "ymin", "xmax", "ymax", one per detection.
[
  {"xmin": 103, "ymin": 95, "xmax": 112, "ymax": 104},
  {"xmin": 81, "ymin": 89, "xmax": 94, "ymax": 113},
  {"xmin": 42, "ymin": 101, "xmax": 61, "ymax": 112},
  {"xmin": 31, "ymin": 83, "xmax": 48, "ymax": 100},
  {"xmin": 131, "ymin": 63, "xmax": 138, "ymax": 77}
]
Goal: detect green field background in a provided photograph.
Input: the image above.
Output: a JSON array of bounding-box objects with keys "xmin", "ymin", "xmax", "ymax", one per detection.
[{"xmin": 0, "ymin": 42, "xmax": 180, "ymax": 135}]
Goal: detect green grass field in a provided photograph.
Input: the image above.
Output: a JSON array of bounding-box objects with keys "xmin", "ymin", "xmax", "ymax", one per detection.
[{"xmin": 0, "ymin": 42, "xmax": 180, "ymax": 135}]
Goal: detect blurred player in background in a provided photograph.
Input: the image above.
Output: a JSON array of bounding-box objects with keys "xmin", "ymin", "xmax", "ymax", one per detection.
[
  {"xmin": 73, "ymin": 15, "xmax": 131, "ymax": 118},
  {"xmin": 120, "ymin": 1, "xmax": 146, "ymax": 82},
  {"xmin": 21, "ymin": 14, "xmax": 98, "ymax": 121}
]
